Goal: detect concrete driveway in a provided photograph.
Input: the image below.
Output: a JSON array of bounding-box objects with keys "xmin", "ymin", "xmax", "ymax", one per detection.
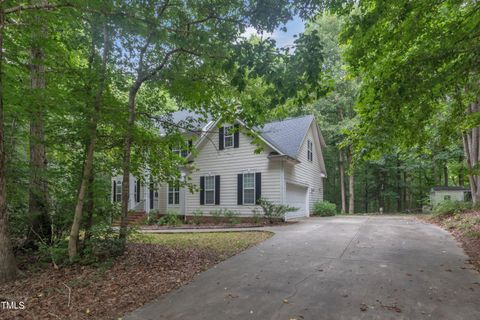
[{"xmin": 125, "ymin": 216, "xmax": 480, "ymax": 320}]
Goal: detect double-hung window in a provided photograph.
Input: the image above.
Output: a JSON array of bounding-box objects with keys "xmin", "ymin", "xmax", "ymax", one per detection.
[
  {"xmin": 307, "ymin": 139, "xmax": 313, "ymax": 162},
  {"xmin": 205, "ymin": 176, "xmax": 215, "ymax": 205},
  {"xmin": 115, "ymin": 181, "xmax": 122, "ymax": 202},
  {"xmin": 224, "ymin": 126, "xmax": 234, "ymax": 148},
  {"xmin": 243, "ymin": 173, "xmax": 255, "ymax": 204},
  {"xmin": 172, "ymin": 146, "xmax": 181, "ymax": 157},
  {"xmin": 168, "ymin": 185, "xmax": 180, "ymax": 205}
]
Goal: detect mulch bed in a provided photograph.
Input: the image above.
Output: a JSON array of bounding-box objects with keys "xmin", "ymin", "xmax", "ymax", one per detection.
[
  {"xmin": 140, "ymin": 221, "xmax": 294, "ymax": 230},
  {"xmin": 422, "ymin": 212, "xmax": 480, "ymax": 272},
  {"xmin": 0, "ymin": 244, "xmax": 222, "ymax": 320}
]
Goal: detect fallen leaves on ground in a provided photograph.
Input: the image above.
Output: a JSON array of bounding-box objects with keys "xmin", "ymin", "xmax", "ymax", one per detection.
[
  {"xmin": 421, "ymin": 212, "xmax": 480, "ymax": 271},
  {"xmin": 0, "ymin": 232, "xmax": 271, "ymax": 320}
]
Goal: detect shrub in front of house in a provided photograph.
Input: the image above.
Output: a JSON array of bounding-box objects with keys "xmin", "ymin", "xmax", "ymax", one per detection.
[
  {"xmin": 158, "ymin": 211, "xmax": 182, "ymax": 226},
  {"xmin": 191, "ymin": 210, "xmax": 204, "ymax": 225},
  {"xmin": 312, "ymin": 201, "xmax": 337, "ymax": 217},
  {"xmin": 147, "ymin": 210, "xmax": 159, "ymax": 225},
  {"xmin": 257, "ymin": 198, "xmax": 298, "ymax": 223},
  {"xmin": 209, "ymin": 209, "xmax": 223, "ymax": 224},
  {"xmin": 222, "ymin": 209, "xmax": 240, "ymax": 225}
]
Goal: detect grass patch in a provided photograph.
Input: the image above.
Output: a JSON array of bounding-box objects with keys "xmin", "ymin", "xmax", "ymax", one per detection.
[{"xmin": 138, "ymin": 231, "xmax": 273, "ymax": 256}]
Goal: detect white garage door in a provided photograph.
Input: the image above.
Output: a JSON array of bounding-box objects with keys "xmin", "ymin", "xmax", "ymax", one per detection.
[{"xmin": 285, "ymin": 183, "xmax": 309, "ymax": 220}]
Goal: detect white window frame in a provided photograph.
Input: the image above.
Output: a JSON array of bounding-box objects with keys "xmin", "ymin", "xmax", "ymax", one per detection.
[
  {"xmin": 168, "ymin": 185, "xmax": 180, "ymax": 205},
  {"xmin": 204, "ymin": 176, "xmax": 215, "ymax": 205},
  {"xmin": 307, "ymin": 139, "xmax": 313, "ymax": 162},
  {"xmin": 224, "ymin": 126, "xmax": 234, "ymax": 148},
  {"xmin": 243, "ymin": 173, "xmax": 256, "ymax": 205},
  {"xmin": 115, "ymin": 181, "xmax": 122, "ymax": 202},
  {"xmin": 134, "ymin": 180, "xmax": 138, "ymax": 203},
  {"xmin": 172, "ymin": 146, "xmax": 181, "ymax": 156}
]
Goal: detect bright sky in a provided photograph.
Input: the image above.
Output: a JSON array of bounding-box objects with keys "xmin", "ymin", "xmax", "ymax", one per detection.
[{"xmin": 242, "ymin": 16, "xmax": 306, "ymax": 49}]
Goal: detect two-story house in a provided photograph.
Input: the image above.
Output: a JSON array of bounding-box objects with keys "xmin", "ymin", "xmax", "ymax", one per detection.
[{"xmin": 111, "ymin": 111, "xmax": 327, "ymax": 220}]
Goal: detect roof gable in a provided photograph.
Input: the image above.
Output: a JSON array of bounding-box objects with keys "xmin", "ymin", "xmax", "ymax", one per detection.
[{"xmin": 259, "ymin": 115, "xmax": 315, "ymax": 158}]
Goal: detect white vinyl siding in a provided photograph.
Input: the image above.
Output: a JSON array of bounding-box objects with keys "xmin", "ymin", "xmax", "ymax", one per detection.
[
  {"xmin": 243, "ymin": 173, "xmax": 255, "ymax": 204},
  {"xmin": 284, "ymin": 124, "xmax": 324, "ymax": 213},
  {"xmin": 186, "ymin": 125, "xmax": 282, "ymax": 216}
]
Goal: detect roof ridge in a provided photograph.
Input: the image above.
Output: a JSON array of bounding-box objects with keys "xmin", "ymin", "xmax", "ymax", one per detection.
[{"xmin": 264, "ymin": 114, "xmax": 314, "ymax": 126}]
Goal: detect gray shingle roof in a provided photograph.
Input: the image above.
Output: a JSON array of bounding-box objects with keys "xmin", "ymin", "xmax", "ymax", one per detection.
[
  {"xmin": 259, "ymin": 115, "xmax": 315, "ymax": 158},
  {"xmin": 431, "ymin": 186, "xmax": 470, "ymax": 191},
  {"xmin": 169, "ymin": 111, "xmax": 316, "ymax": 160}
]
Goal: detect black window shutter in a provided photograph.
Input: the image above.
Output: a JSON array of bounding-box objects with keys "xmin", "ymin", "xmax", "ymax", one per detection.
[
  {"xmin": 113, "ymin": 181, "xmax": 116, "ymax": 202},
  {"xmin": 200, "ymin": 176, "xmax": 205, "ymax": 205},
  {"xmin": 234, "ymin": 124, "xmax": 240, "ymax": 148},
  {"xmin": 215, "ymin": 175, "xmax": 220, "ymax": 205},
  {"xmin": 149, "ymin": 183, "xmax": 154, "ymax": 209},
  {"xmin": 237, "ymin": 174, "xmax": 243, "ymax": 205},
  {"xmin": 255, "ymin": 172, "xmax": 262, "ymax": 204},
  {"xmin": 188, "ymin": 139, "xmax": 193, "ymax": 151},
  {"xmin": 136, "ymin": 180, "xmax": 141, "ymax": 202},
  {"xmin": 219, "ymin": 127, "xmax": 224, "ymax": 150}
]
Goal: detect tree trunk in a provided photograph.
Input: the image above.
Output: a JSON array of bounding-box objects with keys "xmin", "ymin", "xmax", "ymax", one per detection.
[
  {"xmin": 462, "ymin": 98, "xmax": 480, "ymax": 203},
  {"xmin": 459, "ymin": 156, "xmax": 464, "ymax": 186},
  {"xmin": 364, "ymin": 165, "xmax": 368, "ymax": 213},
  {"xmin": 339, "ymin": 150, "xmax": 346, "ymax": 213},
  {"xmin": 402, "ymin": 171, "xmax": 407, "ymax": 210},
  {"xmin": 28, "ymin": 33, "xmax": 51, "ymax": 245},
  {"xmin": 348, "ymin": 173, "xmax": 354, "ymax": 214},
  {"xmin": 443, "ymin": 163, "xmax": 448, "ymax": 187},
  {"xmin": 119, "ymin": 82, "xmax": 142, "ymax": 241},
  {"xmin": 84, "ymin": 174, "xmax": 95, "ymax": 243},
  {"xmin": 347, "ymin": 148, "xmax": 354, "ymax": 214},
  {"xmin": 396, "ymin": 158, "xmax": 402, "ymax": 212},
  {"xmin": 337, "ymin": 107, "xmax": 347, "ymax": 213},
  {"xmin": 68, "ymin": 22, "xmax": 109, "ymax": 261},
  {"xmin": 0, "ymin": 8, "xmax": 18, "ymax": 283}
]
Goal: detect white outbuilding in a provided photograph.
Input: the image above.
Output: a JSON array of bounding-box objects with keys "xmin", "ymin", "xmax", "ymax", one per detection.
[{"xmin": 430, "ymin": 186, "xmax": 471, "ymax": 207}]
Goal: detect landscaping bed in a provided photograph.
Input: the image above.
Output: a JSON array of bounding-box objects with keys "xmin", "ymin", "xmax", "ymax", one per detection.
[
  {"xmin": 0, "ymin": 232, "xmax": 272, "ymax": 320},
  {"xmin": 423, "ymin": 211, "xmax": 480, "ymax": 271},
  {"xmin": 140, "ymin": 220, "xmax": 294, "ymax": 230}
]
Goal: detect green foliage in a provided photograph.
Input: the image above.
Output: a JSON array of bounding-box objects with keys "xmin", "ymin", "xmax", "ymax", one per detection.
[
  {"xmin": 37, "ymin": 224, "xmax": 125, "ymax": 266},
  {"xmin": 158, "ymin": 211, "xmax": 183, "ymax": 227},
  {"xmin": 338, "ymin": 0, "xmax": 480, "ymax": 158},
  {"xmin": 252, "ymin": 210, "xmax": 262, "ymax": 224},
  {"xmin": 82, "ymin": 224, "xmax": 125, "ymax": 264},
  {"xmin": 147, "ymin": 210, "xmax": 159, "ymax": 225},
  {"xmin": 210, "ymin": 209, "xmax": 223, "ymax": 225},
  {"xmin": 191, "ymin": 210, "xmax": 204, "ymax": 225},
  {"xmin": 433, "ymin": 201, "xmax": 475, "ymax": 218},
  {"xmin": 313, "ymin": 201, "xmax": 337, "ymax": 217},
  {"xmin": 257, "ymin": 198, "xmax": 297, "ymax": 223},
  {"xmin": 37, "ymin": 240, "xmax": 70, "ymax": 266},
  {"xmin": 222, "ymin": 209, "xmax": 240, "ymax": 225}
]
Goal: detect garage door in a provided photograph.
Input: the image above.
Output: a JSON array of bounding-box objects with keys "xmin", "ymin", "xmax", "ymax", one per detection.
[{"xmin": 285, "ymin": 183, "xmax": 309, "ymax": 220}]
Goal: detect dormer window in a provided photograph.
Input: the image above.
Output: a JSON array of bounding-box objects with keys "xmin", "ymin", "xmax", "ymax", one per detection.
[
  {"xmin": 224, "ymin": 126, "xmax": 234, "ymax": 148},
  {"xmin": 172, "ymin": 146, "xmax": 181, "ymax": 156},
  {"xmin": 307, "ymin": 139, "xmax": 313, "ymax": 162}
]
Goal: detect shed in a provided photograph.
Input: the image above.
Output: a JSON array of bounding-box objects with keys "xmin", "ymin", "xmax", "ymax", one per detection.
[{"xmin": 430, "ymin": 186, "xmax": 471, "ymax": 207}]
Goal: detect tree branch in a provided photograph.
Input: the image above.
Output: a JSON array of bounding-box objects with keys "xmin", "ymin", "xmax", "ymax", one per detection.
[{"xmin": 5, "ymin": 2, "xmax": 73, "ymax": 14}]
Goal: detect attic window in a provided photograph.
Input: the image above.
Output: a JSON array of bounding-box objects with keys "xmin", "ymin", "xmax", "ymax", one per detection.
[
  {"xmin": 307, "ymin": 139, "xmax": 313, "ymax": 162},
  {"xmin": 224, "ymin": 126, "xmax": 234, "ymax": 148}
]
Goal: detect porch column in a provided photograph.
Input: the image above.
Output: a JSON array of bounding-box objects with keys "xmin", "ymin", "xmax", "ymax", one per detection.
[{"xmin": 144, "ymin": 183, "xmax": 149, "ymax": 212}]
